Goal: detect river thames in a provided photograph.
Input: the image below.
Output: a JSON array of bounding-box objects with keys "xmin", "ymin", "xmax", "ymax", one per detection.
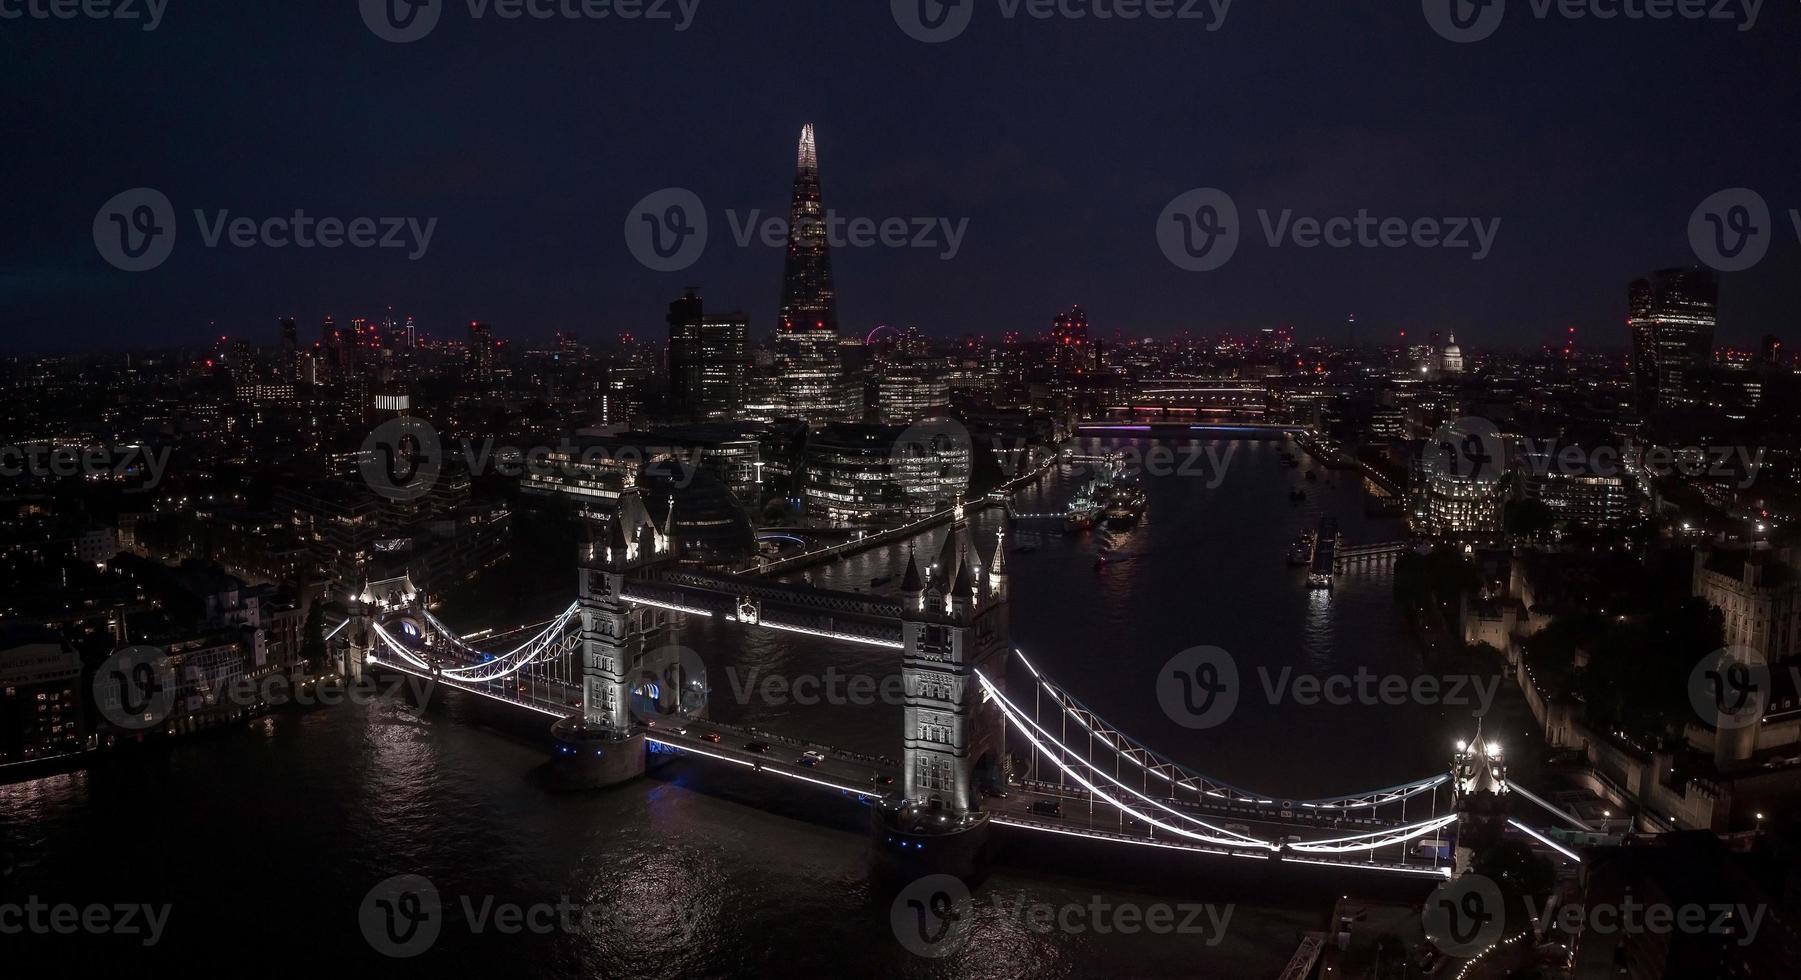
[{"xmin": 2, "ymin": 436, "xmax": 1509, "ymax": 977}]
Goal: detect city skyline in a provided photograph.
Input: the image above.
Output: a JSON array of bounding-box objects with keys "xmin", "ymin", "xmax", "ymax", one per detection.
[
  {"xmin": 6, "ymin": 6, "xmax": 1800, "ymax": 354},
  {"xmin": 11, "ymin": 5, "xmax": 1801, "ymax": 977}
]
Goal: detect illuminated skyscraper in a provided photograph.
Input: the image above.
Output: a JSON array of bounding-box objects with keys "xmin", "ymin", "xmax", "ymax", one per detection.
[
  {"xmin": 467, "ymin": 321, "xmax": 497, "ymax": 385},
  {"xmin": 667, "ymin": 288, "xmax": 750, "ymax": 423},
  {"xmin": 775, "ymin": 124, "xmax": 848, "ymax": 421},
  {"xmin": 1629, "ymin": 268, "xmax": 1717, "ymax": 413},
  {"xmin": 1051, "ymin": 305, "xmax": 1091, "ymax": 374}
]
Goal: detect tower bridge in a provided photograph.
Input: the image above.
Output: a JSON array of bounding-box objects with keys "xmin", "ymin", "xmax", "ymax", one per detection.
[{"xmin": 345, "ymin": 488, "xmax": 1587, "ymax": 883}]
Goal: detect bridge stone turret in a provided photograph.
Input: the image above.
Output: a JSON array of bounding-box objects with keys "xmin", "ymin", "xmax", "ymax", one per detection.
[
  {"xmin": 551, "ymin": 490, "xmax": 675, "ymax": 789},
  {"xmin": 1450, "ymin": 723, "xmax": 1509, "ymax": 878},
  {"xmin": 878, "ymin": 503, "xmax": 1012, "ymax": 877}
]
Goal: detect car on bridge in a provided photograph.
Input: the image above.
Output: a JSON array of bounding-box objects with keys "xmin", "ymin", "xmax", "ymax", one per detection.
[
  {"xmin": 798, "ymin": 750, "xmax": 824, "ymax": 768},
  {"xmin": 869, "ymin": 773, "xmax": 893, "ymax": 787},
  {"xmin": 744, "ymin": 741, "xmax": 771, "ymax": 754},
  {"xmin": 1030, "ymin": 800, "xmax": 1063, "ymax": 818},
  {"xmin": 700, "ymin": 732, "xmax": 722, "ymax": 743}
]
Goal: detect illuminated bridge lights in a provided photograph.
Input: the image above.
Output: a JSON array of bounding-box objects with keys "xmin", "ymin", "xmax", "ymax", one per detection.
[{"xmin": 1011, "ymin": 647, "xmax": 1449, "ymax": 813}]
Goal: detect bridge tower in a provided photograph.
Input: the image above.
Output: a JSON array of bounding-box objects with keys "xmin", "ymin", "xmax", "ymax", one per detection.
[
  {"xmin": 877, "ymin": 503, "xmax": 1011, "ymax": 876},
  {"xmin": 1450, "ymin": 724, "xmax": 1509, "ymax": 878},
  {"xmin": 343, "ymin": 603, "xmax": 371, "ymax": 682},
  {"xmin": 550, "ymin": 490, "xmax": 674, "ymax": 789}
]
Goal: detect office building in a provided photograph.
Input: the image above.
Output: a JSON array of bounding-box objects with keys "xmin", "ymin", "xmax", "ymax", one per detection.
[{"xmin": 666, "ymin": 289, "xmax": 750, "ymax": 423}]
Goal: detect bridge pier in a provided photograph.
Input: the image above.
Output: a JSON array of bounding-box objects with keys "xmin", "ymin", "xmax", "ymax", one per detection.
[
  {"xmin": 547, "ymin": 718, "xmax": 648, "ymax": 791},
  {"xmin": 872, "ymin": 804, "xmax": 995, "ymax": 883}
]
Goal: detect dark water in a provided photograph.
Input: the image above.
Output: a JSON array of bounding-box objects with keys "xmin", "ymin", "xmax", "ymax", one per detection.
[{"xmin": 1, "ymin": 437, "xmax": 1483, "ymax": 977}]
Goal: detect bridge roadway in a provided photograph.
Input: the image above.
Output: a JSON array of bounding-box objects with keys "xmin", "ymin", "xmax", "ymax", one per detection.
[
  {"xmin": 996, "ymin": 780, "xmax": 1451, "ymax": 877},
  {"xmin": 364, "ymin": 654, "xmax": 1592, "ymax": 878},
  {"xmin": 644, "ymin": 717, "xmax": 901, "ymax": 798}
]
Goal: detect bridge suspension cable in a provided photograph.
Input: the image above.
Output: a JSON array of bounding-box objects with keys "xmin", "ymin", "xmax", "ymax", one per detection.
[
  {"xmin": 1014, "ymin": 648, "xmax": 1448, "ymax": 811},
  {"xmin": 411, "ymin": 602, "xmax": 581, "ymax": 682},
  {"xmin": 1284, "ymin": 815, "xmax": 1460, "ymax": 855},
  {"xmin": 369, "ymin": 622, "xmax": 436, "ymax": 671},
  {"xmin": 986, "ymin": 665, "xmax": 1280, "ymax": 846},
  {"xmin": 975, "ymin": 668, "xmax": 1280, "ymax": 851},
  {"xmin": 981, "ymin": 667, "xmax": 1463, "ymax": 873},
  {"xmin": 436, "ymin": 603, "xmax": 581, "ymax": 682}
]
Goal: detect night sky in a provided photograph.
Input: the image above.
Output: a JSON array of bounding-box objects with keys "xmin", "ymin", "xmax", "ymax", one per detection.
[{"xmin": 4, "ymin": 1, "xmax": 1798, "ymax": 353}]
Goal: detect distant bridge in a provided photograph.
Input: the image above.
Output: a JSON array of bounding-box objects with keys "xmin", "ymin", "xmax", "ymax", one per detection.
[{"xmin": 1335, "ymin": 541, "xmax": 1416, "ymax": 569}]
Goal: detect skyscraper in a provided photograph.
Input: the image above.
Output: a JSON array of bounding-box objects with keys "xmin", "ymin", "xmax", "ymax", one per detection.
[
  {"xmin": 1051, "ymin": 305, "xmax": 1091, "ymax": 374},
  {"xmin": 1629, "ymin": 268, "xmax": 1718, "ymax": 413},
  {"xmin": 775, "ymin": 124, "xmax": 848, "ymax": 421},
  {"xmin": 1051, "ymin": 305, "xmax": 1089, "ymax": 347},
  {"xmin": 666, "ymin": 288, "xmax": 750, "ymax": 423},
  {"xmin": 467, "ymin": 321, "xmax": 497, "ymax": 385}
]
